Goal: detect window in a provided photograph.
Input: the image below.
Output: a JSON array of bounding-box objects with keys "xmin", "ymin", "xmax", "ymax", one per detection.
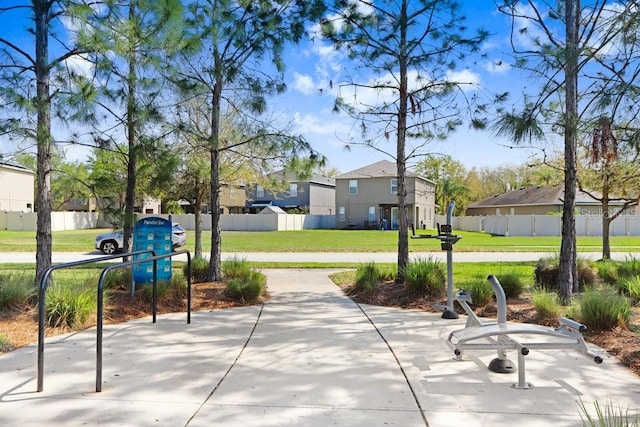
[
  {"xmin": 368, "ymin": 206, "xmax": 375, "ymax": 222},
  {"xmin": 256, "ymin": 185, "xmax": 264, "ymax": 198},
  {"xmin": 390, "ymin": 178, "xmax": 398, "ymax": 194},
  {"xmin": 289, "ymin": 183, "xmax": 298, "ymax": 197},
  {"xmin": 349, "ymin": 180, "xmax": 358, "ymax": 194},
  {"xmin": 338, "ymin": 206, "xmax": 346, "ymax": 222}
]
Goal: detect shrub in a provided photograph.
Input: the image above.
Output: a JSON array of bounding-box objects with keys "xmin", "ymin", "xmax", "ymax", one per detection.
[
  {"xmin": 618, "ymin": 255, "xmax": 640, "ymax": 280},
  {"xmin": 495, "ymin": 272, "xmax": 525, "ymax": 299},
  {"xmin": 184, "ymin": 258, "xmax": 209, "ymax": 283},
  {"xmin": 597, "ymin": 261, "xmax": 618, "ymax": 286},
  {"xmin": 222, "ymin": 256, "xmax": 251, "ymax": 279},
  {"xmin": 617, "ymin": 276, "xmax": 640, "ymax": 303},
  {"xmin": 404, "ymin": 257, "xmax": 445, "ymax": 298},
  {"xmin": 535, "ymin": 255, "xmax": 559, "ymax": 291},
  {"xmin": 225, "ymin": 270, "xmax": 266, "ymax": 303},
  {"xmin": 577, "ymin": 258, "xmax": 598, "ymax": 288},
  {"xmin": 0, "ymin": 334, "xmax": 11, "ymax": 353},
  {"xmin": 103, "ymin": 268, "xmax": 132, "ymax": 290},
  {"xmin": 459, "ymin": 278, "xmax": 492, "ymax": 307},
  {"xmin": 532, "ymin": 288, "xmax": 560, "ymax": 319},
  {"xmin": 0, "ymin": 273, "xmax": 35, "ymax": 310},
  {"xmin": 45, "ymin": 280, "xmax": 96, "ymax": 328},
  {"xmin": 578, "ymin": 289, "xmax": 631, "ymax": 331},
  {"xmin": 535, "ymin": 255, "xmax": 595, "ymax": 291},
  {"xmin": 139, "ymin": 274, "xmax": 188, "ymax": 303},
  {"xmin": 354, "ymin": 262, "xmax": 380, "ymax": 292},
  {"xmin": 378, "ymin": 264, "xmax": 397, "ymax": 282}
]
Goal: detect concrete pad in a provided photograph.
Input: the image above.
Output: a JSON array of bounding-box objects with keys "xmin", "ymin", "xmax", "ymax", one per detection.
[{"xmin": 1, "ymin": 268, "xmax": 639, "ymax": 426}]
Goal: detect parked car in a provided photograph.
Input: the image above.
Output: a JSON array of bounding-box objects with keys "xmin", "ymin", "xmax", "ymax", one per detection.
[{"xmin": 95, "ymin": 223, "xmax": 187, "ymax": 254}]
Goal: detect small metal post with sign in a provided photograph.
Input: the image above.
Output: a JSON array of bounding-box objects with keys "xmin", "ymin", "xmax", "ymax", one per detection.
[{"xmin": 132, "ymin": 216, "xmax": 173, "ymax": 294}]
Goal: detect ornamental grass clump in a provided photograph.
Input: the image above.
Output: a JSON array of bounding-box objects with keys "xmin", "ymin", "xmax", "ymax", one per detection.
[
  {"xmin": 354, "ymin": 262, "xmax": 381, "ymax": 292},
  {"xmin": 459, "ymin": 278, "xmax": 492, "ymax": 307},
  {"xmin": 184, "ymin": 257, "xmax": 210, "ymax": 283},
  {"xmin": 618, "ymin": 255, "xmax": 640, "ymax": 279},
  {"xmin": 496, "ymin": 271, "xmax": 525, "ymax": 299},
  {"xmin": 0, "ymin": 272, "xmax": 35, "ymax": 311},
  {"xmin": 222, "ymin": 256, "xmax": 251, "ymax": 279},
  {"xmin": 225, "ymin": 270, "xmax": 266, "ymax": 303},
  {"xmin": 616, "ymin": 276, "xmax": 640, "ymax": 304},
  {"xmin": 45, "ymin": 280, "xmax": 96, "ymax": 328},
  {"xmin": 578, "ymin": 289, "xmax": 631, "ymax": 331},
  {"xmin": 404, "ymin": 257, "xmax": 445, "ymax": 298},
  {"xmin": 532, "ymin": 288, "xmax": 560, "ymax": 320},
  {"xmin": 596, "ymin": 261, "xmax": 618, "ymax": 286}
]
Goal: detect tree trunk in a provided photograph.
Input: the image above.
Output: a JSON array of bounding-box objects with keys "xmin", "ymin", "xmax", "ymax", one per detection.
[
  {"xmin": 123, "ymin": 1, "xmax": 137, "ymax": 260},
  {"xmin": 34, "ymin": 0, "xmax": 52, "ymax": 285},
  {"xmin": 207, "ymin": 79, "xmax": 223, "ymax": 282},
  {"xmin": 193, "ymin": 197, "xmax": 203, "ymax": 260},
  {"xmin": 395, "ymin": 0, "xmax": 409, "ymax": 284},
  {"xmin": 559, "ymin": 0, "xmax": 580, "ymax": 303},
  {"xmin": 601, "ymin": 173, "xmax": 611, "ymax": 260}
]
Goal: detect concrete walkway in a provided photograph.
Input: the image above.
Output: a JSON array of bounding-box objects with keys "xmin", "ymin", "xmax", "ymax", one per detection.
[{"xmin": 1, "ymin": 269, "xmax": 639, "ymax": 426}]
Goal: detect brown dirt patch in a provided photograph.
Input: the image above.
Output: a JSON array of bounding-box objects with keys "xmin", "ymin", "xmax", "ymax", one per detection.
[{"xmin": 343, "ymin": 280, "xmax": 640, "ymax": 377}]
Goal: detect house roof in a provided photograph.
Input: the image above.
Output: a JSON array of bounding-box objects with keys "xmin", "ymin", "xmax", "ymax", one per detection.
[
  {"xmin": 269, "ymin": 170, "xmax": 335, "ymax": 187},
  {"xmin": 259, "ymin": 205, "xmax": 287, "ymax": 214},
  {"xmin": 336, "ymin": 160, "xmax": 434, "ymax": 184},
  {"xmin": 0, "ymin": 162, "xmax": 36, "ymax": 175},
  {"xmin": 468, "ymin": 184, "xmax": 624, "ymax": 208}
]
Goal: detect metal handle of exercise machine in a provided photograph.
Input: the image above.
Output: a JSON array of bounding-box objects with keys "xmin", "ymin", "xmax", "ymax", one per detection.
[{"xmin": 487, "ymin": 275, "xmax": 507, "ymax": 324}]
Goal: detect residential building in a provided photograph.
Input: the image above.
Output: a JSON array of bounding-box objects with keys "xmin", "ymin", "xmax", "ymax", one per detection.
[
  {"xmin": 0, "ymin": 162, "xmax": 35, "ymax": 212},
  {"xmin": 334, "ymin": 160, "xmax": 436, "ymax": 230},
  {"xmin": 246, "ymin": 172, "xmax": 335, "ymax": 214},
  {"xmin": 466, "ymin": 184, "xmax": 630, "ymax": 216}
]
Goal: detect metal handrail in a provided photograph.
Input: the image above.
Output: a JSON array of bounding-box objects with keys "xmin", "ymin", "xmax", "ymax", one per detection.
[
  {"xmin": 94, "ymin": 249, "xmax": 192, "ymax": 392},
  {"xmin": 36, "ymin": 249, "xmax": 192, "ymax": 393}
]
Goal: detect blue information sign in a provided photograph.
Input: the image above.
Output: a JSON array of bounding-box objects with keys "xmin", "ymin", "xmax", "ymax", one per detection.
[{"xmin": 133, "ymin": 216, "xmax": 173, "ymax": 285}]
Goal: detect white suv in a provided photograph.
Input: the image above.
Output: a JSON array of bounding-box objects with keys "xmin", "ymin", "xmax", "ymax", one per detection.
[{"xmin": 95, "ymin": 223, "xmax": 187, "ymax": 254}]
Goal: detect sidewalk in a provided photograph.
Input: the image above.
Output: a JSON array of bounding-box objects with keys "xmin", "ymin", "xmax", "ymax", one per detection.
[{"xmin": 1, "ymin": 269, "xmax": 639, "ymax": 426}]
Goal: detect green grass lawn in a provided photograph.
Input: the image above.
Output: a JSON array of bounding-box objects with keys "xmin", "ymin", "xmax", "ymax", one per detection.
[{"xmin": 0, "ymin": 228, "xmax": 639, "ymax": 253}]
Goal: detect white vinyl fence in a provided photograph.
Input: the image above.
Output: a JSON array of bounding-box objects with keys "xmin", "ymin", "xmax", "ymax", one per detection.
[
  {"xmin": 436, "ymin": 214, "xmax": 640, "ymax": 236},
  {"xmin": 1, "ymin": 211, "xmax": 335, "ymax": 232}
]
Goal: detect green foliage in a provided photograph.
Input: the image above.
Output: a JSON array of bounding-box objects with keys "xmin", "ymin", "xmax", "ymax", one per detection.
[
  {"xmin": 185, "ymin": 258, "xmax": 209, "ymax": 283},
  {"xmin": 354, "ymin": 262, "xmax": 381, "ymax": 292},
  {"xmin": 404, "ymin": 257, "xmax": 446, "ymax": 298},
  {"xmin": 597, "ymin": 261, "xmax": 619, "ymax": 285},
  {"xmin": 578, "ymin": 258, "xmax": 598, "ymax": 288},
  {"xmin": 532, "ymin": 288, "xmax": 560, "ymax": 319},
  {"xmin": 535, "ymin": 255, "xmax": 560, "ymax": 291},
  {"xmin": 222, "ymin": 256, "xmax": 251, "ymax": 279},
  {"xmin": 577, "ymin": 289, "xmax": 631, "ymax": 331},
  {"xmin": 103, "ymin": 268, "xmax": 132, "ymax": 290},
  {"xmin": 618, "ymin": 255, "xmax": 640, "ymax": 279},
  {"xmin": 0, "ymin": 272, "xmax": 35, "ymax": 310},
  {"xmin": 496, "ymin": 272, "xmax": 525, "ymax": 299},
  {"xmin": 225, "ymin": 271, "xmax": 267, "ymax": 303},
  {"xmin": 535, "ymin": 255, "xmax": 596, "ymax": 291},
  {"xmin": 579, "ymin": 398, "xmax": 640, "ymax": 427},
  {"xmin": 139, "ymin": 273, "xmax": 187, "ymax": 303},
  {"xmin": 45, "ymin": 280, "xmax": 97, "ymax": 328},
  {"xmin": 459, "ymin": 278, "xmax": 492, "ymax": 307},
  {"xmin": 378, "ymin": 264, "xmax": 397, "ymax": 282},
  {"xmin": 0, "ymin": 334, "xmax": 11, "ymax": 353},
  {"xmin": 617, "ymin": 276, "xmax": 640, "ymax": 303}
]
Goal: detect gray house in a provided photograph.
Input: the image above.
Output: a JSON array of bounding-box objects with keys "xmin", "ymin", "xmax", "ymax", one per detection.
[
  {"xmin": 246, "ymin": 172, "xmax": 335, "ymax": 214},
  {"xmin": 334, "ymin": 160, "xmax": 436, "ymax": 230},
  {"xmin": 466, "ymin": 184, "xmax": 629, "ymax": 216},
  {"xmin": 0, "ymin": 162, "xmax": 35, "ymax": 212}
]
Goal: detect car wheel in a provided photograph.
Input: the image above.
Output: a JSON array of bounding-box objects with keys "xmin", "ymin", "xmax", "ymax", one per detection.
[{"xmin": 100, "ymin": 240, "xmax": 118, "ymax": 255}]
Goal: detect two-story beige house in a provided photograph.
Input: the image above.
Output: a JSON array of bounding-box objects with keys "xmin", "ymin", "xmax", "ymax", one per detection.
[
  {"xmin": 0, "ymin": 162, "xmax": 35, "ymax": 212},
  {"xmin": 335, "ymin": 160, "xmax": 436, "ymax": 230}
]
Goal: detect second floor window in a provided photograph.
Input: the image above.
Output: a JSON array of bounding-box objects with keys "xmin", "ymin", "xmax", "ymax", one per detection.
[
  {"xmin": 349, "ymin": 180, "xmax": 358, "ymax": 194},
  {"xmin": 289, "ymin": 183, "xmax": 298, "ymax": 197},
  {"xmin": 257, "ymin": 185, "xmax": 264, "ymax": 198},
  {"xmin": 390, "ymin": 178, "xmax": 398, "ymax": 194}
]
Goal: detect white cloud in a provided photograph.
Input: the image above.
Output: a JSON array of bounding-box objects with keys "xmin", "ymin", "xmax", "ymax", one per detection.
[
  {"xmin": 446, "ymin": 69, "xmax": 481, "ymax": 89},
  {"xmin": 292, "ymin": 72, "xmax": 317, "ymax": 96}
]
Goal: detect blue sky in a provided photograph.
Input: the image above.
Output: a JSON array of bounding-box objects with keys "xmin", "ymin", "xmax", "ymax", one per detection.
[{"xmin": 0, "ymin": 1, "xmax": 557, "ymax": 173}]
